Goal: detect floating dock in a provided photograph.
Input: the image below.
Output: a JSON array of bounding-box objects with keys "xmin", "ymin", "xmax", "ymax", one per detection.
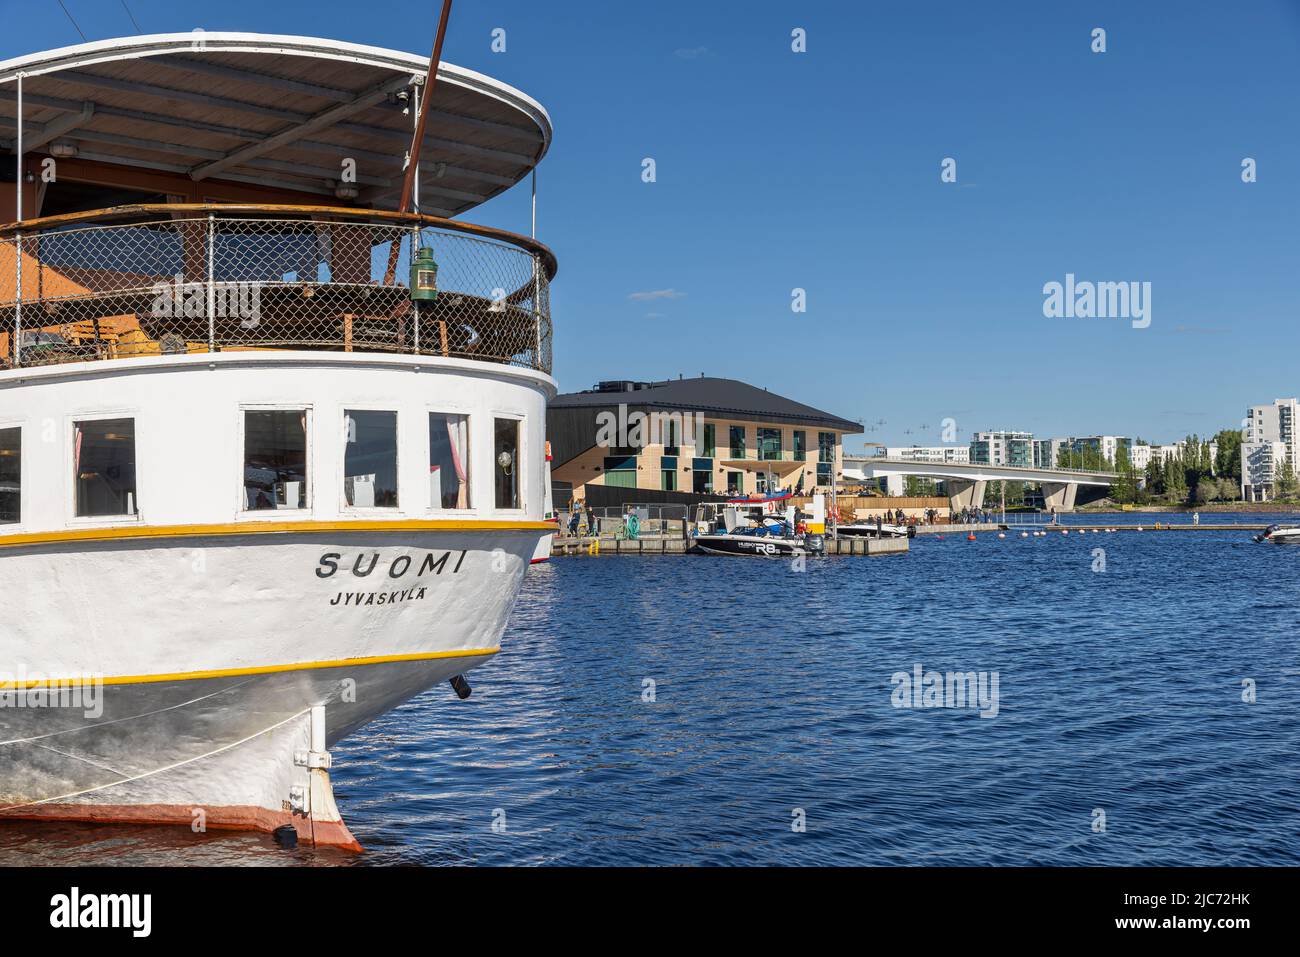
[
  {"xmin": 913, "ymin": 523, "xmax": 1270, "ymax": 534},
  {"xmin": 548, "ymin": 535, "xmax": 909, "ymax": 557},
  {"xmin": 1012, "ymin": 523, "xmax": 1270, "ymax": 532}
]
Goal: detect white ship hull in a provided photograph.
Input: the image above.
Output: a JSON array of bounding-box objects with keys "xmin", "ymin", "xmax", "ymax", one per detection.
[{"xmin": 0, "ymin": 352, "xmax": 553, "ymax": 848}]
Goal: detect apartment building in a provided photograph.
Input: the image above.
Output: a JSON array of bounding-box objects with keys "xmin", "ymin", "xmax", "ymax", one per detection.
[
  {"xmin": 970, "ymin": 430, "xmax": 1032, "ymax": 467},
  {"xmin": 1243, "ymin": 398, "xmax": 1300, "ymax": 500}
]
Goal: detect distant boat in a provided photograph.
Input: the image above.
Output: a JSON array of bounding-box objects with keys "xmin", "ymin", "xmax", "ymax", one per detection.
[
  {"xmin": 1254, "ymin": 524, "xmax": 1300, "ymax": 544},
  {"xmin": 837, "ymin": 521, "xmax": 912, "ymax": 540}
]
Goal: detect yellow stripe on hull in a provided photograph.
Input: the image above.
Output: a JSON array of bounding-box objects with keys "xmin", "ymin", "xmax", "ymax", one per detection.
[
  {"xmin": 0, "ymin": 647, "xmax": 500, "ymax": 690},
  {"xmin": 0, "ymin": 518, "xmax": 551, "ymax": 551}
]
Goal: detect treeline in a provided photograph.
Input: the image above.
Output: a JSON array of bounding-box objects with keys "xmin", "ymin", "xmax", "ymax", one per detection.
[{"xmin": 1093, "ymin": 430, "xmax": 1242, "ymax": 505}]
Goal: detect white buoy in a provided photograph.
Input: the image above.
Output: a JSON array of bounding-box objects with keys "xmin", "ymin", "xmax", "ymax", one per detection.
[
  {"xmin": 1020, "ymin": 531, "xmax": 1028, "ymax": 538},
  {"xmin": 997, "ymin": 532, "xmax": 1006, "ymax": 539}
]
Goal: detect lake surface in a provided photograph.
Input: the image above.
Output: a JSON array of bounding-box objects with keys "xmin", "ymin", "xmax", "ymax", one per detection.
[{"xmin": 3, "ymin": 519, "xmax": 1298, "ymax": 866}]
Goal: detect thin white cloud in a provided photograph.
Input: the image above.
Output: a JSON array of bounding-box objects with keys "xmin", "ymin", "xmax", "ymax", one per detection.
[
  {"xmin": 628, "ymin": 289, "xmax": 686, "ymax": 301},
  {"xmin": 675, "ymin": 46, "xmax": 709, "ymax": 60}
]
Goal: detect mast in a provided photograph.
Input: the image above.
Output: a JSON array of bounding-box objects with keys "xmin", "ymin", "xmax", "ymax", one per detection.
[
  {"xmin": 384, "ymin": 0, "xmax": 454, "ymax": 287},
  {"xmin": 398, "ymin": 0, "xmax": 454, "ymax": 215}
]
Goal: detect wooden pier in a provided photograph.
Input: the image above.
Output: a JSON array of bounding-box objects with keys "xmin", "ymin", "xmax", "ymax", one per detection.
[
  {"xmin": 909, "ymin": 521, "xmax": 1270, "ymax": 534},
  {"xmin": 547, "ymin": 535, "xmax": 909, "ymax": 557},
  {"xmin": 1014, "ymin": 523, "xmax": 1269, "ymax": 532}
]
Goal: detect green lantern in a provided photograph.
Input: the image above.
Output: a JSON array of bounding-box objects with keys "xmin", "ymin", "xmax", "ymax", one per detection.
[{"xmin": 410, "ymin": 246, "xmax": 439, "ymax": 301}]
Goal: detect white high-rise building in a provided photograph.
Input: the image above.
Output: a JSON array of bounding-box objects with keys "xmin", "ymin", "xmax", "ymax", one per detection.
[
  {"xmin": 1243, "ymin": 398, "xmax": 1299, "ymax": 500},
  {"xmin": 1243, "ymin": 442, "xmax": 1289, "ymax": 501},
  {"xmin": 970, "ymin": 430, "xmax": 1032, "ymax": 467},
  {"xmin": 1033, "ymin": 437, "xmax": 1069, "ymax": 469}
]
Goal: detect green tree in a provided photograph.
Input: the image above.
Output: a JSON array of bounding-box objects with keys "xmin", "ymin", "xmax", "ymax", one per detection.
[
  {"xmin": 1213, "ymin": 429, "xmax": 1242, "ymax": 481},
  {"xmin": 903, "ymin": 475, "xmax": 936, "ymax": 496},
  {"xmin": 1275, "ymin": 464, "xmax": 1299, "ymax": 500},
  {"xmin": 1145, "ymin": 457, "xmax": 1164, "ymax": 497}
]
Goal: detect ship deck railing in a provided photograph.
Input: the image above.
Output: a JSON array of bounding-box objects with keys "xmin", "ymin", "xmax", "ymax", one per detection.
[{"xmin": 0, "ymin": 203, "xmax": 556, "ymax": 374}]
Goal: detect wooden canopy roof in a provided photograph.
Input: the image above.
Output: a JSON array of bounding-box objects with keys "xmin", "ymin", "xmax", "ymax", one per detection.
[{"xmin": 0, "ymin": 33, "xmax": 551, "ymax": 216}]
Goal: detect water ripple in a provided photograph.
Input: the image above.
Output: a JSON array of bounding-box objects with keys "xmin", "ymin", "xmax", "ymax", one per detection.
[{"xmin": 1, "ymin": 526, "xmax": 1297, "ymax": 865}]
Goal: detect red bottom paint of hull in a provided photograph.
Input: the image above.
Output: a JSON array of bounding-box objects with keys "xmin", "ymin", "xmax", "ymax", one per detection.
[{"xmin": 0, "ymin": 803, "xmax": 362, "ymax": 852}]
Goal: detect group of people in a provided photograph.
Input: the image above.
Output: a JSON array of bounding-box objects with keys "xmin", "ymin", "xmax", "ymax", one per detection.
[
  {"xmin": 954, "ymin": 507, "xmax": 993, "ymax": 524},
  {"xmin": 869, "ymin": 508, "xmax": 945, "ymax": 526}
]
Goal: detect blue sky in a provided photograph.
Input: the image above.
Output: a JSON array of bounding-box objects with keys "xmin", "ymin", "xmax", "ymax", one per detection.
[{"xmin": 3, "ymin": 0, "xmax": 1299, "ymax": 451}]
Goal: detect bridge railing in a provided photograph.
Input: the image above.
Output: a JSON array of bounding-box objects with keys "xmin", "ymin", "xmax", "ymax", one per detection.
[{"xmin": 850, "ymin": 457, "xmax": 1118, "ymax": 479}]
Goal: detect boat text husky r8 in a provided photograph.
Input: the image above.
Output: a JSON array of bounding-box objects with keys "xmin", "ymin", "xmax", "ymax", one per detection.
[
  {"xmin": 690, "ymin": 492, "xmax": 826, "ymax": 557},
  {"xmin": 0, "ymin": 32, "xmax": 556, "ymax": 849}
]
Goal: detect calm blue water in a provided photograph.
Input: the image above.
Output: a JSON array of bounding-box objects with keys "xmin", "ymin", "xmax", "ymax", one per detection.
[
  {"xmin": 1016, "ymin": 509, "xmax": 1300, "ymax": 527},
  {"xmin": 2, "ymin": 520, "xmax": 1298, "ymax": 866}
]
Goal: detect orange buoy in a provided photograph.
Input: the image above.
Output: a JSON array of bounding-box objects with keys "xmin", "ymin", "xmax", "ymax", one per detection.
[{"xmin": 967, "ymin": 533, "xmax": 977, "ymax": 541}]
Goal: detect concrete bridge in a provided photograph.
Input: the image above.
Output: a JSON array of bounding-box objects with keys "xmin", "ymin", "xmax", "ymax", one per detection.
[{"xmin": 842, "ymin": 457, "xmax": 1117, "ymax": 512}]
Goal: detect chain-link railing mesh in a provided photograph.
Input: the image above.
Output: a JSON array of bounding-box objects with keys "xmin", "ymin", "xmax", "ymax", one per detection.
[{"xmin": 0, "ymin": 213, "xmax": 552, "ymax": 373}]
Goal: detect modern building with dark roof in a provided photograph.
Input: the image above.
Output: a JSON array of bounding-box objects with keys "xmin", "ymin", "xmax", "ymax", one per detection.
[{"xmin": 548, "ymin": 376, "xmax": 862, "ymax": 505}]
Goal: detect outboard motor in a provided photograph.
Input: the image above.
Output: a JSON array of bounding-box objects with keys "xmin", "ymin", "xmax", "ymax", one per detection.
[{"xmin": 803, "ymin": 533, "xmax": 825, "ymax": 554}]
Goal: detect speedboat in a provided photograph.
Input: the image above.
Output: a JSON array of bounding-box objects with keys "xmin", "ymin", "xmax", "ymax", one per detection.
[
  {"xmin": 837, "ymin": 520, "xmax": 913, "ymax": 539},
  {"xmin": 690, "ymin": 493, "xmax": 825, "ymax": 557},
  {"xmin": 1254, "ymin": 524, "xmax": 1300, "ymax": 544}
]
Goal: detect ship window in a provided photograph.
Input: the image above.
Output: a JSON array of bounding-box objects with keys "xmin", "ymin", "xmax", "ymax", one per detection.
[
  {"xmin": 243, "ymin": 411, "xmax": 308, "ymax": 510},
  {"xmin": 430, "ymin": 413, "xmax": 470, "ymax": 509},
  {"xmin": 494, "ymin": 418, "xmax": 521, "ymax": 509},
  {"xmin": 75, "ymin": 418, "xmax": 137, "ymax": 517},
  {"xmin": 344, "ymin": 411, "xmax": 398, "ymax": 508},
  {"xmin": 0, "ymin": 427, "xmax": 19, "ymax": 524}
]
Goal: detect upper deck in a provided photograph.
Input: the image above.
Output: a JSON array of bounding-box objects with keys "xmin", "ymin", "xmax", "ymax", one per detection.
[
  {"xmin": 0, "ymin": 202, "xmax": 555, "ymax": 373},
  {"xmin": 0, "ymin": 33, "xmax": 556, "ymax": 375}
]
